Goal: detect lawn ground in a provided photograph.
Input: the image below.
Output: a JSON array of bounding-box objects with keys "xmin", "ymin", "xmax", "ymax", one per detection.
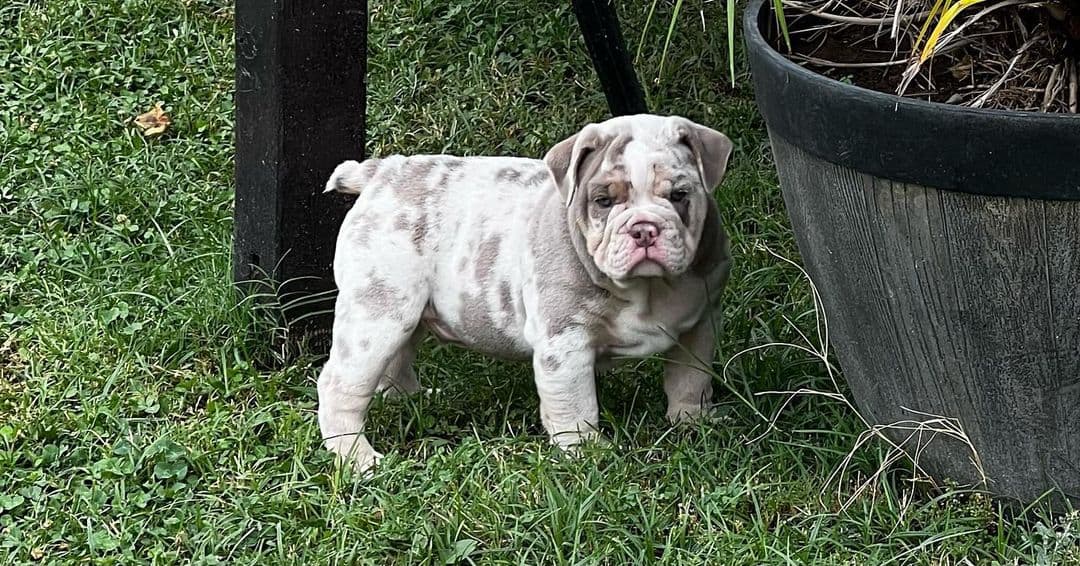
[{"xmin": 1, "ymin": 0, "xmax": 1078, "ymax": 564}]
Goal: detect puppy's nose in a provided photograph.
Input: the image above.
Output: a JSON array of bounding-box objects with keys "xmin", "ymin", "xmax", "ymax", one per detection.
[{"xmin": 629, "ymin": 222, "xmax": 660, "ymax": 247}]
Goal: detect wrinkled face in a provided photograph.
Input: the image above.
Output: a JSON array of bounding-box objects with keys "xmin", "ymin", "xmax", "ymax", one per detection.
[
  {"xmin": 577, "ymin": 138, "xmax": 706, "ymax": 280},
  {"xmin": 546, "ymin": 115, "xmax": 732, "ymax": 284}
]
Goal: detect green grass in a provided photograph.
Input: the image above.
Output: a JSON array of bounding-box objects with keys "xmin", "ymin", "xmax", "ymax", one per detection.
[{"xmin": 1, "ymin": 0, "xmax": 1078, "ymax": 564}]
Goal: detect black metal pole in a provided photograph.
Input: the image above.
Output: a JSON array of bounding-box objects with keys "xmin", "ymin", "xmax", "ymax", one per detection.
[
  {"xmin": 571, "ymin": 0, "xmax": 648, "ymax": 116},
  {"xmin": 234, "ymin": 1, "xmax": 366, "ymax": 349}
]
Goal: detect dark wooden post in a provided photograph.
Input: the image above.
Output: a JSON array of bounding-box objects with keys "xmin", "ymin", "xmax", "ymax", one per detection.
[
  {"xmin": 234, "ymin": 1, "xmax": 366, "ymax": 346},
  {"xmin": 571, "ymin": 0, "xmax": 648, "ymax": 116}
]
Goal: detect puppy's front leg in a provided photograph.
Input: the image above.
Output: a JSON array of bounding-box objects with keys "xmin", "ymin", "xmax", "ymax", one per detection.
[
  {"xmin": 532, "ymin": 331, "xmax": 600, "ymax": 449},
  {"xmin": 663, "ymin": 316, "xmax": 716, "ymax": 423}
]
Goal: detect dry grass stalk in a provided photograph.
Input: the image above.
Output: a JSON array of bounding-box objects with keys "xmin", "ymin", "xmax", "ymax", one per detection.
[{"xmin": 721, "ymin": 244, "xmax": 987, "ymax": 518}]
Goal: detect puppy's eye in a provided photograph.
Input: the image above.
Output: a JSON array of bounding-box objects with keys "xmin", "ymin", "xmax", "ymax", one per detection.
[
  {"xmin": 668, "ymin": 189, "xmax": 690, "ymax": 203},
  {"xmin": 593, "ymin": 196, "xmax": 613, "ymax": 208}
]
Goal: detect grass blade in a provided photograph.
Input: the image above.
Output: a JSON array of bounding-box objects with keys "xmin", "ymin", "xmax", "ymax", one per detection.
[
  {"xmin": 658, "ymin": 0, "xmax": 685, "ymax": 80},
  {"xmin": 771, "ymin": 0, "xmax": 792, "ymax": 50},
  {"xmin": 728, "ymin": 0, "xmax": 737, "ymax": 84}
]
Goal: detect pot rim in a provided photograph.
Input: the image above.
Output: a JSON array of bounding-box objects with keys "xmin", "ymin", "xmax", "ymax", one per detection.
[{"xmin": 744, "ymin": 0, "xmax": 1080, "ymax": 200}]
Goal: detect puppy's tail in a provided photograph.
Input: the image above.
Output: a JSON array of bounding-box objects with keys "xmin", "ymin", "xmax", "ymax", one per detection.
[{"xmin": 324, "ymin": 159, "xmax": 380, "ymax": 195}]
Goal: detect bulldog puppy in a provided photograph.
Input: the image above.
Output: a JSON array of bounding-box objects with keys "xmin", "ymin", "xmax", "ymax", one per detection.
[{"xmin": 319, "ymin": 114, "xmax": 732, "ymax": 472}]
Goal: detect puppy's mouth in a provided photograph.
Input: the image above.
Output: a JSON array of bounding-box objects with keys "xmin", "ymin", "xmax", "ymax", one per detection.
[{"xmin": 626, "ymin": 246, "xmax": 668, "ymax": 277}]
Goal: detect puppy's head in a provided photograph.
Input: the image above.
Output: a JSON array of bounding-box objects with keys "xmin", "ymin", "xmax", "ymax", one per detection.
[{"xmin": 544, "ymin": 114, "xmax": 732, "ymax": 283}]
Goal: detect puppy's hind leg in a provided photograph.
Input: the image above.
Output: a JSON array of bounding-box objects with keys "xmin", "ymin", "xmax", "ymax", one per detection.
[
  {"xmin": 376, "ymin": 328, "xmax": 425, "ymax": 398},
  {"xmin": 317, "ymin": 284, "xmax": 427, "ymax": 473}
]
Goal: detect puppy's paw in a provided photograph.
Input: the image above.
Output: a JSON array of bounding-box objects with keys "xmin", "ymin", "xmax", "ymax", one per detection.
[
  {"xmin": 324, "ymin": 434, "xmax": 384, "ymax": 476},
  {"xmin": 375, "ymin": 366, "xmax": 422, "ymax": 399},
  {"xmin": 548, "ymin": 428, "xmax": 609, "ymax": 455},
  {"xmin": 377, "ymin": 384, "xmax": 442, "ymax": 401},
  {"xmin": 666, "ymin": 402, "xmax": 714, "ymax": 425},
  {"xmin": 376, "ymin": 382, "xmax": 422, "ymax": 400}
]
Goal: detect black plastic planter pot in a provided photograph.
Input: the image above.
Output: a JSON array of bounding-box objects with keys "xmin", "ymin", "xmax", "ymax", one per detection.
[{"xmin": 745, "ymin": 0, "xmax": 1080, "ymax": 506}]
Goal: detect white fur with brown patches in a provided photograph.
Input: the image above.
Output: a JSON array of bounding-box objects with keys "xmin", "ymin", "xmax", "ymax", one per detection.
[{"xmin": 318, "ymin": 114, "xmax": 732, "ymax": 473}]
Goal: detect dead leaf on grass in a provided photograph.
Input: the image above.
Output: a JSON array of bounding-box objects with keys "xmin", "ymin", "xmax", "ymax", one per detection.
[{"xmin": 133, "ymin": 103, "xmax": 171, "ymax": 137}]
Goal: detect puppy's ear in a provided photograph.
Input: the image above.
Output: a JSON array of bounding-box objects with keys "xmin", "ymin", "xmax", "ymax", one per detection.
[
  {"xmin": 544, "ymin": 125, "xmax": 601, "ymax": 206},
  {"xmin": 675, "ymin": 119, "xmax": 733, "ymax": 192}
]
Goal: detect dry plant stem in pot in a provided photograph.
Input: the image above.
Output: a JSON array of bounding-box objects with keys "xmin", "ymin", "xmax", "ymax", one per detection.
[{"xmin": 745, "ymin": 0, "xmax": 1080, "ymax": 507}]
